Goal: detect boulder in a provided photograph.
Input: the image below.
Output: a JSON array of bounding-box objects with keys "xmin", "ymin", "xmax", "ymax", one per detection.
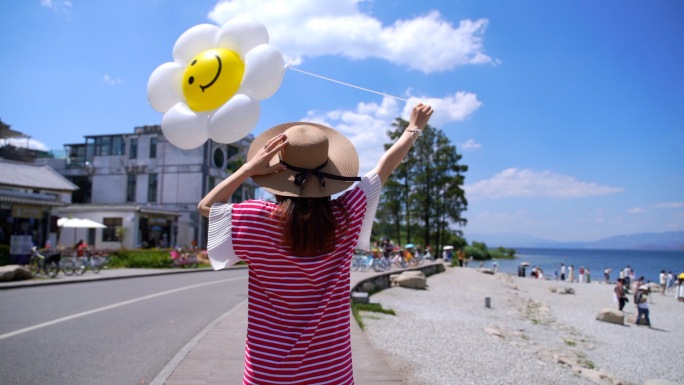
[
  {"xmin": 0, "ymin": 265, "xmax": 33, "ymax": 282},
  {"xmin": 391, "ymin": 271, "xmax": 427, "ymax": 289},
  {"xmin": 550, "ymin": 286, "xmax": 575, "ymax": 295},
  {"xmin": 595, "ymin": 308, "xmax": 624, "ymax": 325},
  {"xmin": 477, "ymin": 268, "xmax": 495, "ymax": 275}
]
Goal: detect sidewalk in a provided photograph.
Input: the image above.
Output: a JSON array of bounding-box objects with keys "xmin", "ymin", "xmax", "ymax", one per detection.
[
  {"xmin": 158, "ymin": 270, "xmax": 406, "ymax": 385},
  {"xmin": 1, "ymin": 266, "xmax": 408, "ymax": 384}
]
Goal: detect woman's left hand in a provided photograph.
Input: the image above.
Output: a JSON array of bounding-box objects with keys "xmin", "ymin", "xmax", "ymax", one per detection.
[{"xmin": 244, "ymin": 133, "xmax": 288, "ymax": 176}]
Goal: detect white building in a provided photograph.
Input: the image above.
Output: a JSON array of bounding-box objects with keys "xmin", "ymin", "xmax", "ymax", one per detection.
[{"xmin": 47, "ymin": 124, "xmax": 256, "ymax": 250}]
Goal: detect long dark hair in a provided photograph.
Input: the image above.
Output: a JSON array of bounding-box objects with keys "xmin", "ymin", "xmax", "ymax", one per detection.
[{"xmin": 275, "ymin": 196, "xmax": 342, "ymax": 257}]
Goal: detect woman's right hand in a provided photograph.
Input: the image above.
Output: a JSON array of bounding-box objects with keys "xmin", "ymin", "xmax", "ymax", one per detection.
[{"xmin": 409, "ymin": 103, "xmax": 433, "ymax": 131}]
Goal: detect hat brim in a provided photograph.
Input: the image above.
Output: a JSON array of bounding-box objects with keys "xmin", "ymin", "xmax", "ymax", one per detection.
[{"xmin": 248, "ymin": 122, "xmax": 359, "ymax": 198}]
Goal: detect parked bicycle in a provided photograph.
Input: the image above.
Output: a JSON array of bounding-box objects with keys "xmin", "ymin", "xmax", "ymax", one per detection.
[
  {"xmin": 75, "ymin": 252, "xmax": 102, "ymax": 275},
  {"xmin": 29, "ymin": 247, "xmax": 60, "ymax": 278}
]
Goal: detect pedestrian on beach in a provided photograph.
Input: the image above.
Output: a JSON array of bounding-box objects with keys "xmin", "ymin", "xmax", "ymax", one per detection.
[
  {"xmin": 197, "ymin": 103, "xmax": 433, "ymax": 384},
  {"xmin": 554, "ymin": 268, "xmax": 559, "ymax": 281},
  {"xmin": 585, "ymin": 267, "xmax": 591, "ymax": 283},
  {"xmin": 634, "ymin": 285, "xmax": 651, "ymax": 327},
  {"xmin": 615, "ymin": 278, "xmax": 627, "ymax": 311},
  {"xmin": 666, "ymin": 271, "xmax": 674, "ymax": 293},
  {"xmin": 560, "ymin": 263, "xmax": 566, "ymax": 281},
  {"xmin": 604, "ymin": 267, "xmax": 611, "ymax": 284},
  {"xmin": 623, "ymin": 266, "xmax": 631, "ymax": 294},
  {"xmin": 568, "ymin": 264, "xmax": 575, "ymax": 283},
  {"xmin": 579, "ymin": 266, "xmax": 585, "ymax": 283},
  {"xmin": 659, "ymin": 270, "xmax": 667, "ymax": 295}
]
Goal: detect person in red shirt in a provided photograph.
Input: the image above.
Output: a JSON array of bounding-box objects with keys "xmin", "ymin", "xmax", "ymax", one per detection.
[{"xmin": 198, "ymin": 104, "xmax": 433, "ymax": 384}]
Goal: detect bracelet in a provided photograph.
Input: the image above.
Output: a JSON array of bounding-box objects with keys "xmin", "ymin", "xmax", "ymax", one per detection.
[{"xmin": 405, "ymin": 128, "xmax": 422, "ymax": 136}]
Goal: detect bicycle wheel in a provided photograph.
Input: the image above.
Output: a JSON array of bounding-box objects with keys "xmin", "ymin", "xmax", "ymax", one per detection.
[
  {"xmin": 61, "ymin": 260, "xmax": 76, "ymax": 276},
  {"xmin": 408, "ymin": 257, "xmax": 419, "ymax": 267},
  {"xmin": 29, "ymin": 257, "xmax": 41, "ymax": 275},
  {"xmin": 46, "ymin": 261, "xmax": 59, "ymax": 278},
  {"xmin": 351, "ymin": 258, "xmax": 361, "ymax": 271},
  {"xmin": 90, "ymin": 258, "xmax": 101, "ymax": 274}
]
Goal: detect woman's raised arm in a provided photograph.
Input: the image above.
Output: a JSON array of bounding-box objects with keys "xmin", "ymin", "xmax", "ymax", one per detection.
[{"xmin": 371, "ymin": 103, "xmax": 433, "ymax": 184}]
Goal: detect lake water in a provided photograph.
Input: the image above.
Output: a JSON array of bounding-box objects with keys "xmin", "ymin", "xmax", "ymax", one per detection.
[{"xmin": 484, "ymin": 248, "xmax": 684, "ymax": 284}]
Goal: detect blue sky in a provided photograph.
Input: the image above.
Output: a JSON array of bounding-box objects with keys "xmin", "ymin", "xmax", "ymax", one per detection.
[{"xmin": 1, "ymin": 0, "xmax": 682, "ymax": 242}]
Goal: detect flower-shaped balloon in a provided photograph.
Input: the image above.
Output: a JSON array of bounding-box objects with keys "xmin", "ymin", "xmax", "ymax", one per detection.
[{"xmin": 147, "ymin": 17, "xmax": 285, "ymax": 149}]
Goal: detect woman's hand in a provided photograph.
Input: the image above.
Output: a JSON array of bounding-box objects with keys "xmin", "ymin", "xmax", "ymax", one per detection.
[
  {"xmin": 409, "ymin": 103, "xmax": 433, "ymax": 130},
  {"xmin": 243, "ymin": 133, "xmax": 288, "ymax": 176}
]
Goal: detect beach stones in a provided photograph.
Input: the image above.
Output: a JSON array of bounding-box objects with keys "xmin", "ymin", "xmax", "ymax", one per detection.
[
  {"xmin": 390, "ymin": 271, "xmax": 427, "ymax": 289},
  {"xmin": 595, "ymin": 308, "xmax": 624, "ymax": 325}
]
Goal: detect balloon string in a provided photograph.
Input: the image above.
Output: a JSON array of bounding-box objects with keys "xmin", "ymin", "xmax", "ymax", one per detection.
[{"xmin": 287, "ymin": 66, "xmax": 408, "ymax": 102}]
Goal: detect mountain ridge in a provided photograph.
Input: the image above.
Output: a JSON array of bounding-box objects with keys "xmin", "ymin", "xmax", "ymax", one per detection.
[{"xmin": 465, "ymin": 230, "xmax": 684, "ymax": 251}]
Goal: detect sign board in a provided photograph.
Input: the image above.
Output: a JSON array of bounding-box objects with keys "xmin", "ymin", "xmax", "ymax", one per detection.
[{"xmin": 10, "ymin": 235, "xmax": 33, "ymax": 255}]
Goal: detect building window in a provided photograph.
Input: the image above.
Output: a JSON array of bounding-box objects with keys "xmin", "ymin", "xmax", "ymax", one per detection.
[
  {"xmin": 149, "ymin": 137, "xmax": 157, "ymax": 159},
  {"xmin": 213, "ymin": 148, "xmax": 225, "ymax": 168},
  {"xmin": 91, "ymin": 135, "xmax": 125, "ymax": 156},
  {"xmin": 127, "ymin": 174, "xmax": 137, "ymax": 202},
  {"xmin": 226, "ymin": 145, "xmax": 239, "ymax": 158},
  {"xmin": 129, "ymin": 138, "xmax": 138, "ymax": 159},
  {"xmin": 102, "ymin": 217, "xmax": 123, "ymax": 242},
  {"xmin": 148, "ymin": 174, "xmax": 158, "ymax": 202}
]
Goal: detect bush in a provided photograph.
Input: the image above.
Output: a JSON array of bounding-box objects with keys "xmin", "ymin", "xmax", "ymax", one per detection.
[{"xmin": 109, "ymin": 249, "xmax": 173, "ymax": 268}]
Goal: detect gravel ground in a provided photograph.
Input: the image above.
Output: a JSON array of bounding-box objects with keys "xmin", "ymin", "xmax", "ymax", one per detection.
[{"xmin": 360, "ymin": 266, "xmax": 683, "ymax": 385}]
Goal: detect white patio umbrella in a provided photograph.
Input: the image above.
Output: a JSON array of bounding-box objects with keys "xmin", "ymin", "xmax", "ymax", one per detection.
[{"xmin": 57, "ymin": 218, "xmax": 107, "ymax": 246}]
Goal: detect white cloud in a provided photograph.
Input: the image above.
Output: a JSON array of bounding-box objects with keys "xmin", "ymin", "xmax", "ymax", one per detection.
[
  {"xmin": 2, "ymin": 137, "xmax": 50, "ymax": 152},
  {"xmin": 652, "ymin": 202, "xmax": 684, "ymax": 209},
  {"xmin": 301, "ymin": 91, "xmax": 480, "ymax": 175},
  {"xmin": 465, "ymin": 168, "xmax": 624, "ymax": 199},
  {"xmin": 628, "ymin": 207, "xmax": 645, "ymax": 214},
  {"xmin": 459, "ymin": 138, "xmax": 482, "ymax": 151},
  {"xmin": 41, "ymin": 0, "xmax": 72, "ymax": 16},
  {"xmin": 102, "ymin": 75, "xmax": 122, "ymax": 85},
  {"xmin": 208, "ymin": 0, "xmax": 494, "ymax": 73}
]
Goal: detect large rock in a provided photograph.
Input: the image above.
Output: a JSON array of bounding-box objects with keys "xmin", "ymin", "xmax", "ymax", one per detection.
[
  {"xmin": 390, "ymin": 271, "xmax": 427, "ymax": 289},
  {"xmin": 0, "ymin": 265, "xmax": 33, "ymax": 282},
  {"xmin": 550, "ymin": 286, "xmax": 575, "ymax": 295},
  {"xmin": 595, "ymin": 308, "xmax": 624, "ymax": 325}
]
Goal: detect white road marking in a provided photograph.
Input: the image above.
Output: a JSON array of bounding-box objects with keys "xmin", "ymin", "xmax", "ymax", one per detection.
[{"xmin": 0, "ymin": 276, "xmax": 246, "ymax": 340}]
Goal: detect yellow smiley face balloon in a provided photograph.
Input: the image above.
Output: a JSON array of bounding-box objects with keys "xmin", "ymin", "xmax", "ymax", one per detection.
[{"xmin": 182, "ymin": 48, "xmax": 244, "ymax": 112}]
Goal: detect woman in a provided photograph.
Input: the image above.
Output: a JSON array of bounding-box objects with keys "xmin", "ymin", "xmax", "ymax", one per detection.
[{"xmin": 198, "ymin": 104, "xmax": 433, "ymax": 384}]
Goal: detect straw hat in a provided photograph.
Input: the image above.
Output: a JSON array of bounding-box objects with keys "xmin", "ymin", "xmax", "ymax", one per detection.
[{"xmin": 248, "ymin": 122, "xmax": 360, "ymax": 197}]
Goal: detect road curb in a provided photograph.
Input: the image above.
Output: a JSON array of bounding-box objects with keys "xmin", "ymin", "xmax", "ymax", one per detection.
[{"xmin": 0, "ymin": 266, "xmax": 248, "ymax": 290}]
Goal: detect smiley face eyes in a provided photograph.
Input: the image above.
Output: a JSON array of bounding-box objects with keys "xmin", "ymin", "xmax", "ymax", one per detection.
[{"xmin": 187, "ymin": 60, "xmax": 198, "ymax": 84}]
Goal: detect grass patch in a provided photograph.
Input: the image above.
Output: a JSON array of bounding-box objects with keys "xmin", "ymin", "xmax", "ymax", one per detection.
[
  {"xmin": 351, "ymin": 302, "xmax": 395, "ymax": 330},
  {"xmin": 564, "ymin": 339, "xmax": 576, "ymax": 346}
]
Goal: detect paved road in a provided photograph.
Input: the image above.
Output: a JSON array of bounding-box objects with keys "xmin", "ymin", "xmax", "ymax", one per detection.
[{"xmin": 0, "ymin": 269, "xmax": 248, "ymax": 385}]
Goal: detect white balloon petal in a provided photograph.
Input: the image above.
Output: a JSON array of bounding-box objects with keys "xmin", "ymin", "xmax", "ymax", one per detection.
[
  {"xmin": 239, "ymin": 44, "xmax": 286, "ymax": 100},
  {"xmin": 172, "ymin": 24, "xmax": 220, "ymax": 65},
  {"xmin": 147, "ymin": 62, "xmax": 184, "ymax": 112},
  {"xmin": 218, "ymin": 17, "xmax": 269, "ymax": 56},
  {"xmin": 161, "ymin": 103, "xmax": 210, "ymax": 149},
  {"xmin": 209, "ymin": 94, "xmax": 260, "ymax": 144}
]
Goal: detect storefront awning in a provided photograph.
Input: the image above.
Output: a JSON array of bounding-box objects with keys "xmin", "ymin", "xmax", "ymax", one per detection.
[{"xmin": 0, "ymin": 193, "xmax": 68, "ymax": 207}]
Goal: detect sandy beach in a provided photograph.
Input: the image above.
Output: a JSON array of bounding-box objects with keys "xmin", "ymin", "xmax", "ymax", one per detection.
[{"xmin": 360, "ymin": 265, "xmax": 683, "ymax": 385}]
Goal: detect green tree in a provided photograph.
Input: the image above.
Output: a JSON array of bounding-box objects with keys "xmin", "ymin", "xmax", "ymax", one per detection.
[{"xmin": 377, "ymin": 117, "xmax": 468, "ymax": 251}]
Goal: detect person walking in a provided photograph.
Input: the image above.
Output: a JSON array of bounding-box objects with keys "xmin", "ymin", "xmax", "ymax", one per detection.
[
  {"xmin": 560, "ymin": 263, "xmax": 566, "ymax": 281},
  {"xmin": 568, "ymin": 264, "xmax": 575, "ymax": 283},
  {"xmin": 634, "ymin": 285, "xmax": 651, "ymax": 327},
  {"xmin": 659, "ymin": 270, "xmax": 667, "ymax": 295},
  {"xmin": 615, "ymin": 278, "xmax": 627, "ymax": 311},
  {"xmin": 198, "ymin": 104, "xmax": 433, "ymax": 384},
  {"xmin": 604, "ymin": 267, "xmax": 611, "ymax": 284},
  {"xmin": 585, "ymin": 267, "xmax": 591, "ymax": 283}
]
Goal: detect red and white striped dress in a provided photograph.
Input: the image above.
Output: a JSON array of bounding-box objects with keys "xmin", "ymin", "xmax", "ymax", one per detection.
[{"xmin": 207, "ymin": 172, "xmax": 381, "ymax": 385}]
